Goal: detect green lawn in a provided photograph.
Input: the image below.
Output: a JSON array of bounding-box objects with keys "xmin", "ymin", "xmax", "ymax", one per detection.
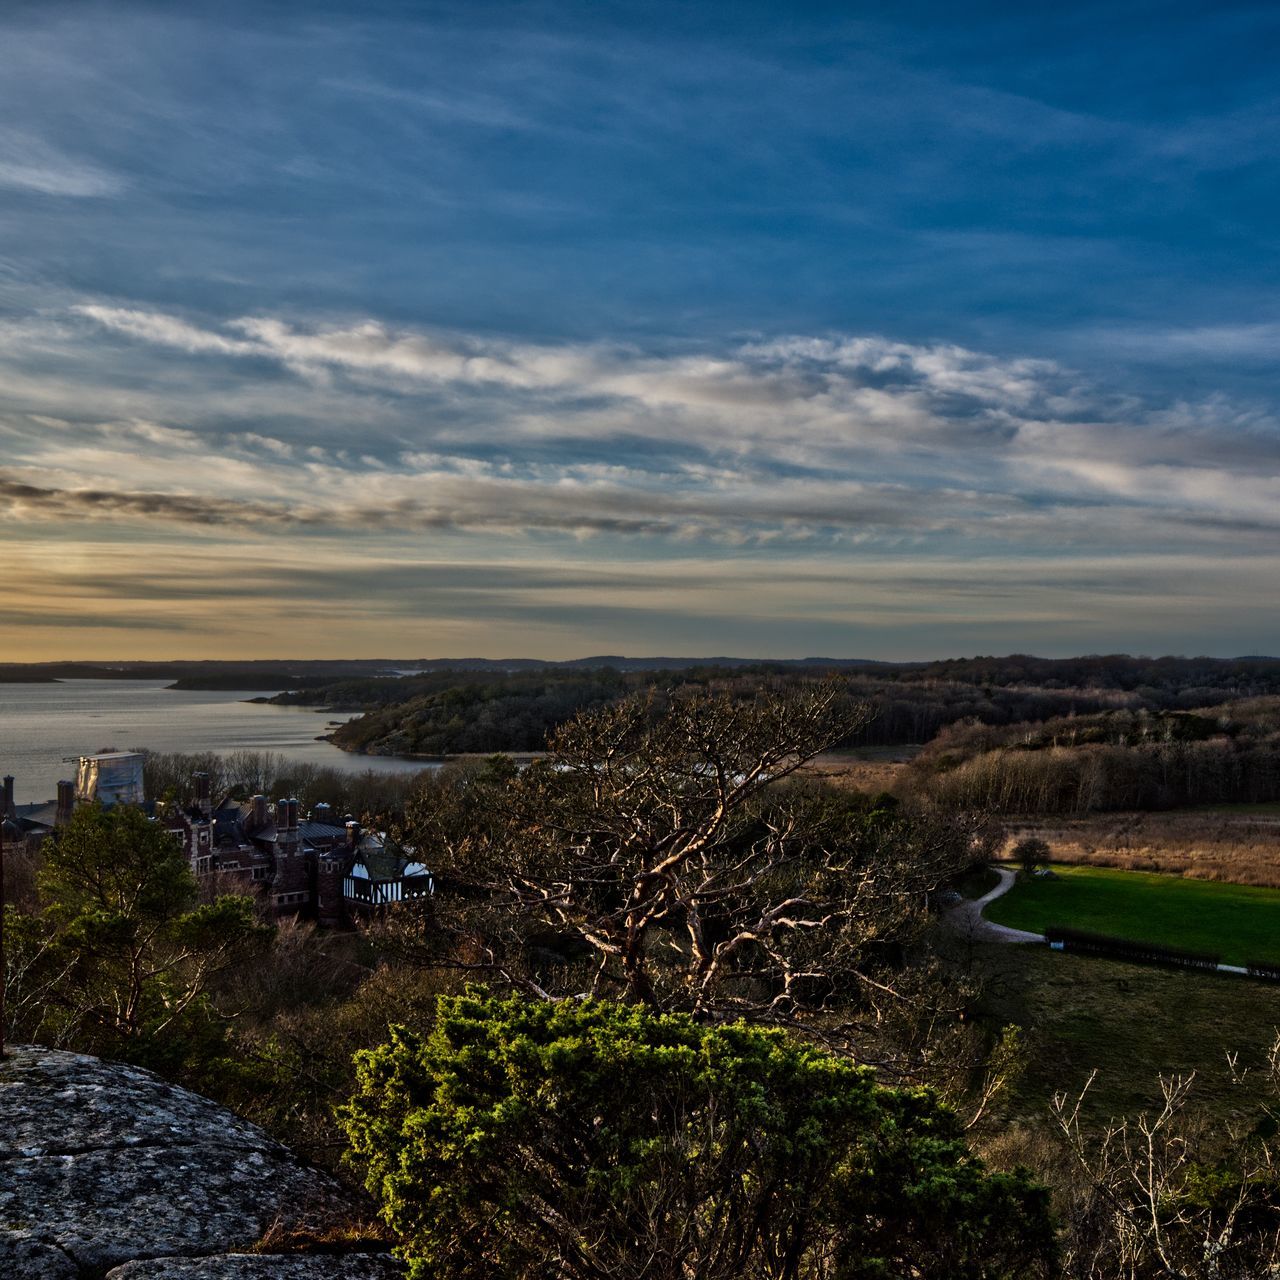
[
  {"xmin": 985, "ymin": 864, "xmax": 1280, "ymax": 966},
  {"xmin": 966, "ymin": 944, "xmax": 1280, "ymax": 1129}
]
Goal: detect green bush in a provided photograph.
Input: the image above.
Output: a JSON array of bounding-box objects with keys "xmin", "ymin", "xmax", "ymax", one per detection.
[{"xmin": 341, "ymin": 990, "xmax": 1056, "ymax": 1280}]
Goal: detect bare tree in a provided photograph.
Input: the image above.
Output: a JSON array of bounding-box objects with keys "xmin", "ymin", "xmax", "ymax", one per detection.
[
  {"xmin": 1050, "ymin": 1060, "xmax": 1280, "ymax": 1280},
  {"xmin": 396, "ymin": 682, "xmax": 991, "ymax": 1048}
]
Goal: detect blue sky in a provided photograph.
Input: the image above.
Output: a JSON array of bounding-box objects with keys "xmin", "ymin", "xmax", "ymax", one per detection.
[{"xmin": 1, "ymin": 0, "xmax": 1278, "ymax": 659}]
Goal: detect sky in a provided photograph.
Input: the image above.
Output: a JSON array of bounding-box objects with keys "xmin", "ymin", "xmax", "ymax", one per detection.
[{"xmin": 2, "ymin": 0, "xmax": 1278, "ymax": 661}]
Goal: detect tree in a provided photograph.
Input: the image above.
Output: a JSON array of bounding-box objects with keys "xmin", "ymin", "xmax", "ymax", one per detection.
[
  {"xmin": 340, "ymin": 991, "xmax": 1056, "ymax": 1280},
  {"xmin": 395, "ymin": 683, "xmax": 992, "ymax": 1033},
  {"xmin": 1049, "ymin": 1055, "xmax": 1280, "ymax": 1280},
  {"xmin": 29, "ymin": 802, "xmax": 263, "ymax": 1067},
  {"xmin": 1014, "ymin": 837, "xmax": 1051, "ymax": 877}
]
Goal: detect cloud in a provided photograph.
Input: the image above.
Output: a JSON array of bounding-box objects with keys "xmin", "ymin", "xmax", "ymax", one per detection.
[
  {"xmin": 65, "ymin": 304, "xmax": 1262, "ymax": 438},
  {"xmin": 4, "ymin": 305, "xmax": 1274, "ymax": 564},
  {"xmin": 0, "ymin": 460, "xmax": 1021, "ymax": 544},
  {"xmin": 1084, "ymin": 322, "xmax": 1280, "ymax": 362},
  {"xmin": 4, "ymin": 533, "xmax": 1278, "ymax": 662},
  {"xmin": 73, "ymin": 305, "xmax": 1070, "ymax": 459},
  {"xmin": 0, "ymin": 607, "xmax": 187, "ymax": 631},
  {"xmin": 75, "ymin": 306, "xmax": 259, "ymax": 356},
  {"xmin": 2, "ymin": 4, "xmax": 1279, "ymax": 659},
  {"xmin": 324, "ymin": 76, "xmax": 541, "ymax": 132},
  {"xmin": 0, "ymin": 475, "xmax": 294, "ymax": 527},
  {"xmin": 0, "ymin": 130, "xmax": 123, "ymax": 197}
]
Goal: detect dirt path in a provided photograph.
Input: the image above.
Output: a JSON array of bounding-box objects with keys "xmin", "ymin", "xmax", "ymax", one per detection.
[{"xmin": 946, "ymin": 866, "xmax": 1045, "ymax": 944}]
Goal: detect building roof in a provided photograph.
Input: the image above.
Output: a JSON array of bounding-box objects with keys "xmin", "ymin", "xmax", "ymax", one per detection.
[
  {"xmin": 353, "ymin": 845, "xmax": 404, "ymax": 881},
  {"xmin": 299, "ymin": 820, "xmax": 346, "ymax": 841},
  {"xmin": 350, "ymin": 832, "xmax": 431, "ymax": 884},
  {"xmin": 210, "ymin": 807, "xmax": 252, "ymax": 848},
  {"xmin": 15, "ymin": 801, "xmax": 58, "ymax": 829}
]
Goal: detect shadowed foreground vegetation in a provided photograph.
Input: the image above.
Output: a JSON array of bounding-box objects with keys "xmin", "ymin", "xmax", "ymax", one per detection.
[
  {"xmin": 341, "ymin": 992, "xmax": 1056, "ymax": 1280},
  {"xmin": 965, "ymin": 943, "xmax": 1280, "ymax": 1130}
]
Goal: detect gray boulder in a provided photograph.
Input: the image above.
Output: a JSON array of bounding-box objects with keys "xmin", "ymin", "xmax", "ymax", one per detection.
[
  {"xmin": 0, "ymin": 1232, "xmax": 79, "ymax": 1279},
  {"xmin": 0, "ymin": 1045, "xmax": 397, "ymax": 1280},
  {"xmin": 107, "ymin": 1258, "xmax": 404, "ymax": 1279}
]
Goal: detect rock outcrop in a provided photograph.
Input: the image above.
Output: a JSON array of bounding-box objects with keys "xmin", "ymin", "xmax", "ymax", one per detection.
[
  {"xmin": 0, "ymin": 1045, "xmax": 401, "ymax": 1280},
  {"xmin": 107, "ymin": 1261, "xmax": 403, "ymax": 1279}
]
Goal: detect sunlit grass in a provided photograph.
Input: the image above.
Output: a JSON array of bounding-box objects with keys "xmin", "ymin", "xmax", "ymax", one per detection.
[{"xmin": 986, "ymin": 864, "xmax": 1280, "ymax": 966}]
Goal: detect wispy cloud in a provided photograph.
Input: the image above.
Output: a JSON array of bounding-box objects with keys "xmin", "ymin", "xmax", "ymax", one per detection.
[
  {"xmin": 0, "ymin": 304, "xmax": 1265, "ymax": 587},
  {"xmin": 2, "ymin": 533, "xmax": 1277, "ymax": 661},
  {"xmin": 72, "ymin": 305, "xmax": 1072, "ymax": 459},
  {"xmin": 0, "ymin": 131, "xmax": 123, "ymax": 197},
  {"xmin": 75, "ymin": 306, "xmax": 259, "ymax": 356},
  {"xmin": 0, "ymin": 474, "xmax": 296, "ymax": 528},
  {"xmin": 1084, "ymin": 322, "xmax": 1280, "ymax": 362}
]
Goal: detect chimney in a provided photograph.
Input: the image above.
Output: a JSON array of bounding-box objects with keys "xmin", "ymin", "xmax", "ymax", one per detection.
[
  {"xmin": 193, "ymin": 772, "xmax": 211, "ymax": 819},
  {"xmin": 287, "ymin": 798, "xmax": 300, "ymax": 831},
  {"xmin": 2, "ymin": 775, "xmax": 14, "ymax": 818},
  {"xmin": 345, "ymin": 819, "xmax": 361, "ymax": 846},
  {"xmin": 56, "ymin": 779, "xmax": 74, "ymax": 825},
  {"xmin": 275, "ymin": 799, "xmax": 289, "ymax": 830},
  {"xmin": 252, "ymin": 794, "xmax": 267, "ymax": 828},
  {"xmin": 313, "ymin": 802, "xmax": 331, "ymax": 825}
]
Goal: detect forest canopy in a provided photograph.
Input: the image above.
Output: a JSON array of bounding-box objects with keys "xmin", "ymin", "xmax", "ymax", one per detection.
[{"xmin": 269, "ymin": 655, "xmax": 1280, "ymax": 759}]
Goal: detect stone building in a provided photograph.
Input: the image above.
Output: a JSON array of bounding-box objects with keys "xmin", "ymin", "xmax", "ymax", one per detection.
[
  {"xmin": 2, "ymin": 761, "xmax": 432, "ymax": 928},
  {"xmin": 163, "ymin": 780, "xmax": 433, "ymax": 924},
  {"xmin": 1, "ymin": 750, "xmax": 149, "ymax": 854},
  {"xmin": 1, "ymin": 775, "xmax": 75, "ymax": 853}
]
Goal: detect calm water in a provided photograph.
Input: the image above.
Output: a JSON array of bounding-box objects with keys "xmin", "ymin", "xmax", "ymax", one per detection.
[{"xmin": 0, "ymin": 680, "xmax": 425, "ymax": 804}]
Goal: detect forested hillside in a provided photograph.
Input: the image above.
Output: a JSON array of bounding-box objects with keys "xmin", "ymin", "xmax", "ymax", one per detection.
[
  {"xmin": 273, "ymin": 655, "xmax": 1280, "ymax": 761},
  {"xmin": 908, "ymin": 699, "xmax": 1280, "ymax": 812}
]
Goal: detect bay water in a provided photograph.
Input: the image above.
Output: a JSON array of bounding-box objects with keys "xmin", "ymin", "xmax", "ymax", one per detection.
[{"xmin": 0, "ymin": 679, "xmax": 424, "ymax": 804}]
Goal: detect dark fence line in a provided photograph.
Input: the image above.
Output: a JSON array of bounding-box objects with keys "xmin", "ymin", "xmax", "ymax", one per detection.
[
  {"xmin": 1247, "ymin": 960, "xmax": 1280, "ymax": 982},
  {"xmin": 1045, "ymin": 925, "xmax": 1220, "ymax": 971}
]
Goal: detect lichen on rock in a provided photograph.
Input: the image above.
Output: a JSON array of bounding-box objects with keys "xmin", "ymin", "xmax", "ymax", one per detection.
[
  {"xmin": 106, "ymin": 1257, "xmax": 405, "ymax": 1278},
  {"xmin": 0, "ymin": 1046, "xmax": 401, "ymax": 1280}
]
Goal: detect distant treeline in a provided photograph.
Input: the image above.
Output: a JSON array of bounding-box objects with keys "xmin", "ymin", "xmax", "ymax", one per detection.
[
  {"xmin": 885, "ymin": 653, "xmax": 1280, "ymax": 695},
  {"xmin": 269, "ymin": 655, "xmax": 1280, "ymax": 760},
  {"xmin": 908, "ymin": 700, "xmax": 1280, "ymax": 813},
  {"xmin": 139, "ymin": 748, "xmax": 434, "ymax": 819},
  {"xmin": 294, "ymin": 669, "xmax": 703, "ymax": 754}
]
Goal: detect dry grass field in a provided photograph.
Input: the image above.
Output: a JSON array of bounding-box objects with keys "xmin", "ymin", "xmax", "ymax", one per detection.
[
  {"xmin": 792, "ymin": 750, "xmax": 1280, "ymax": 890},
  {"xmin": 1001, "ymin": 807, "xmax": 1280, "ymax": 887},
  {"xmin": 799, "ymin": 746, "xmax": 917, "ymax": 794}
]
